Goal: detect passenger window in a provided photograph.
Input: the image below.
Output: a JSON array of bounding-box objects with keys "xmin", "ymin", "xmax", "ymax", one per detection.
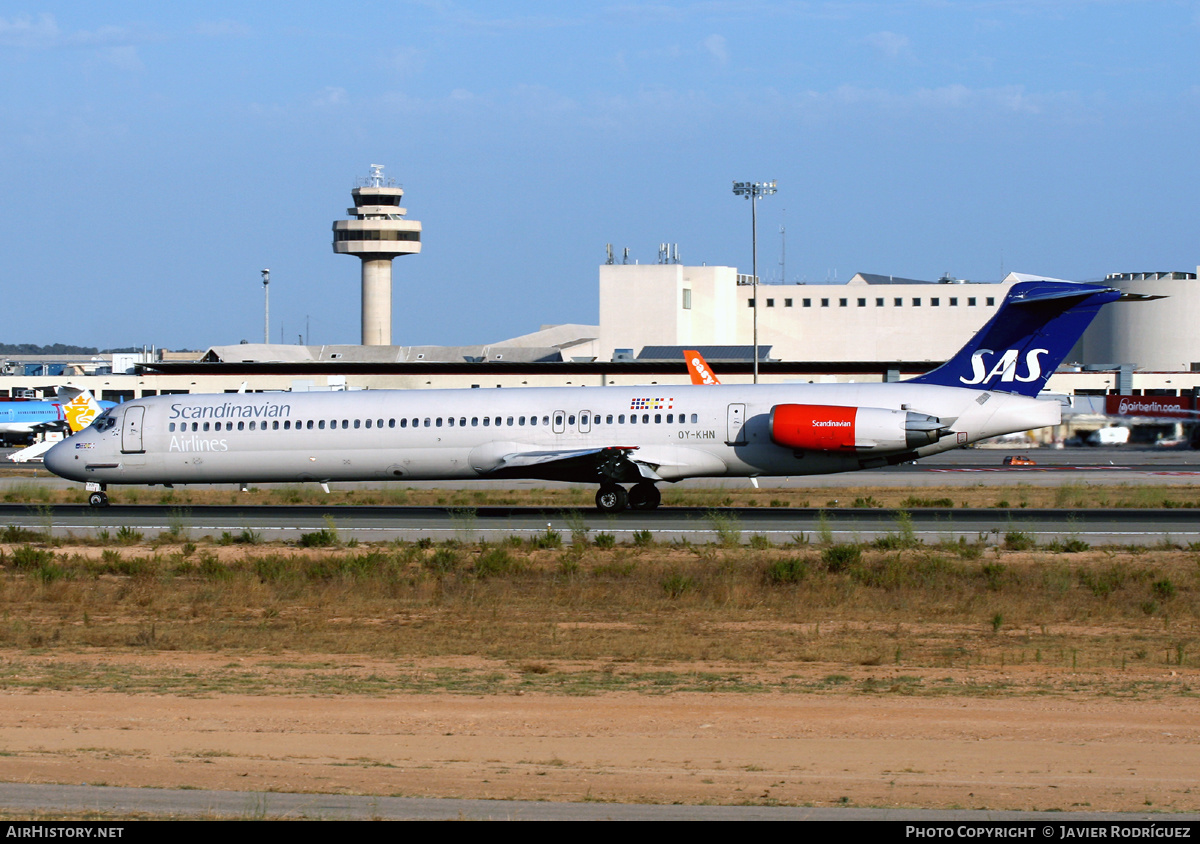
[
  {"xmin": 273, "ymin": 421, "xmax": 280, "ymax": 430},
  {"xmin": 667, "ymin": 414, "xmax": 673, "ymax": 423},
  {"xmin": 435, "ymin": 418, "xmax": 442, "ymax": 427},
  {"xmin": 365, "ymin": 419, "xmax": 372, "ymax": 428},
  {"xmin": 506, "ymin": 417, "xmax": 513, "ymax": 426},
  {"xmin": 642, "ymin": 414, "xmax": 649, "ymax": 423},
  {"xmin": 307, "ymin": 420, "xmax": 314, "ymax": 429},
  {"xmin": 542, "ymin": 416, "xmax": 550, "ymax": 426},
  {"xmin": 319, "ymin": 420, "xmax": 326, "ymax": 429},
  {"xmin": 378, "ymin": 419, "xmax": 384, "ymax": 428},
  {"xmin": 342, "ymin": 420, "xmax": 349, "ymax": 429},
  {"xmin": 691, "ymin": 414, "xmax": 698, "ymax": 423},
  {"xmin": 483, "ymin": 417, "xmax": 490, "ymax": 426},
  {"xmin": 630, "ymin": 415, "xmax": 637, "ymax": 424},
  {"xmin": 568, "ymin": 415, "xmax": 575, "ymax": 425},
  {"xmin": 424, "ymin": 418, "xmax": 431, "ymax": 427},
  {"xmin": 654, "ymin": 414, "xmax": 661, "ymax": 423},
  {"xmin": 238, "ymin": 421, "xmax": 245, "ymax": 431},
  {"xmin": 606, "ymin": 415, "xmax": 613, "ymax": 424},
  {"xmin": 472, "ymin": 417, "xmax": 479, "ymax": 426},
  {"xmin": 459, "ymin": 418, "xmax": 466, "ymax": 427},
  {"xmin": 447, "ymin": 417, "xmax": 454, "ymax": 427},
  {"xmin": 519, "ymin": 416, "xmax": 525, "ymax": 426},
  {"xmin": 169, "ymin": 423, "xmax": 175, "ymax": 432},
  {"xmin": 249, "ymin": 421, "xmax": 256, "ymax": 430},
  {"xmin": 554, "ymin": 414, "xmax": 563, "ymax": 427},
  {"xmin": 283, "ymin": 420, "xmax": 290, "ymax": 430},
  {"xmin": 354, "ymin": 419, "xmax": 361, "ymax": 429},
  {"xmin": 529, "ymin": 416, "xmax": 536, "ymax": 426}
]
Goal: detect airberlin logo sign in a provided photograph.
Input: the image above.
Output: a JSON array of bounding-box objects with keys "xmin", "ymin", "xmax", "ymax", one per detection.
[{"xmin": 958, "ymin": 348, "xmax": 1049, "ymax": 386}]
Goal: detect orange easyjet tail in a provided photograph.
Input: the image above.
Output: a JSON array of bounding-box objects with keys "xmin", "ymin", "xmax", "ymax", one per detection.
[{"xmin": 684, "ymin": 350, "xmax": 720, "ymax": 385}]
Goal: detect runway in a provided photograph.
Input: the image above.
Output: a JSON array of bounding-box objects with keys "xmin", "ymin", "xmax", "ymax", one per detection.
[
  {"xmin": 3, "ymin": 446, "xmax": 1199, "ymax": 545},
  {"xmin": 5, "ymin": 501, "xmax": 1197, "ymax": 546},
  {"xmin": 0, "ymin": 782, "xmax": 1191, "ymax": 822},
  {"xmin": 7, "ymin": 444, "xmax": 1200, "ymax": 491}
]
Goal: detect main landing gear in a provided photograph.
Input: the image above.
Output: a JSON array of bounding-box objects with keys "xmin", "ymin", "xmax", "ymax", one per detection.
[{"xmin": 595, "ymin": 482, "xmax": 660, "ymax": 514}]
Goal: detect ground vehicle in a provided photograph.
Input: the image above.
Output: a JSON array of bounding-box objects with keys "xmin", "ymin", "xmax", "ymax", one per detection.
[{"xmin": 1086, "ymin": 426, "xmax": 1130, "ymax": 446}]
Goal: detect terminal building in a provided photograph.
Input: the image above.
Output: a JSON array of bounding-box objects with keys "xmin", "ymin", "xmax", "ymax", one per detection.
[{"xmin": 597, "ymin": 263, "xmax": 1200, "ymax": 373}]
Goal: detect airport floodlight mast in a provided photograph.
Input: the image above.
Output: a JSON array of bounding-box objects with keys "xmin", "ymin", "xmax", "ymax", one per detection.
[
  {"xmin": 732, "ymin": 179, "xmax": 777, "ymax": 383},
  {"xmin": 332, "ymin": 164, "xmax": 422, "ymax": 346},
  {"xmin": 261, "ymin": 269, "xmax": 270, "ymax": 345}
]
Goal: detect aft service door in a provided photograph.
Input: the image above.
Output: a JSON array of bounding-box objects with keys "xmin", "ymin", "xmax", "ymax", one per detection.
[
  {"xmin": 121, "ymin": 406, "xmax": 145, "ymax": 454},
  {"xmin": 726, "ymin": 403, "xmax": 746, "ymax": 445}
]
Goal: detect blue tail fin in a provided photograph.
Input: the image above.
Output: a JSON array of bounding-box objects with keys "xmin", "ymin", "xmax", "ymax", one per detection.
[{"xmin": 908, "ymin": 281, "xmax": 1121, "ymax": 396}]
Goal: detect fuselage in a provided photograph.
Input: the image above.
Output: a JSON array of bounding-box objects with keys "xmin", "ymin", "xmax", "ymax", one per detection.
[
  {"xmin": 44, "ymin": 382, "xmax": 1058, "ymax": 487},
  {"xmin": 0, "ymin": 400, "xmax": 66, "ymax": 436}
]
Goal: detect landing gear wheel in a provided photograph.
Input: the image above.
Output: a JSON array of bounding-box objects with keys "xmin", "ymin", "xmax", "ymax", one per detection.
[
  {"xmin": 628, "ymin": 482, "xmax": 661, "ymax": 510},
  {"xmin": 595, "ymin": 484, "xmax": 628, "ymax": 513},
  {"xmin": 88, "ymin": 491, "xmax": 109, "ymax": 508}
]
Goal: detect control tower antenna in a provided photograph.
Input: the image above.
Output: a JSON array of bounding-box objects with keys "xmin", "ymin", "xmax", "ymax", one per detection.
[{"xmin": 331, "ymin": 164, "xmax": 422, "ymax": 345}]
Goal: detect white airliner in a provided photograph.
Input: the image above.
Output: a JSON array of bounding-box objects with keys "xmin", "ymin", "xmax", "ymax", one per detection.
[{"xmin": 45, "ymin": 281, "xmax": 1142, "ymax": 510}]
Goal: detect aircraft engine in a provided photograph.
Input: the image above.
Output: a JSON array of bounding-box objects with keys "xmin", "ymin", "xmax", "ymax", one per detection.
[{"xmin": 769, "ymin": 404, "xmax": 946, "ymax": 453}]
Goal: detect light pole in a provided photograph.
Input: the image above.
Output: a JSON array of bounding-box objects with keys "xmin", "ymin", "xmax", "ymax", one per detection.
[
  {"xmin": 732, "ymin": 180, "xmax": 777, "ymax": 383},
  {"xmin": 261, "ymin": 269, "xmax": 270, "ymax": 344}
]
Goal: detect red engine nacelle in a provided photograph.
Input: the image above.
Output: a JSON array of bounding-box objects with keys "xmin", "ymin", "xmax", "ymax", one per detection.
[{"xmin": 769, "ymin": 404, "xmax": 944, "ymax": 453}]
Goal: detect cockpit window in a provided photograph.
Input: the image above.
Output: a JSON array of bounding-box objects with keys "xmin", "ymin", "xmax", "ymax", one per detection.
[{"xmin": 91, "ymin": 410, "xmax": 116, "ymax": 432}]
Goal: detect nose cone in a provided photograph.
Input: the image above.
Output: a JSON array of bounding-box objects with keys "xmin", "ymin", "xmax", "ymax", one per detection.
[{"xmin": 44, "ymin": 439, "xmax": 84, "ymax": 482}]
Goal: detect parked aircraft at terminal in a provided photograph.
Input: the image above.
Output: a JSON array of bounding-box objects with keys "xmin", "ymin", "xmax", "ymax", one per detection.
[
  {"xmin": 0, "ymin": 387, "xmax": 112, "ymax": 445},
  {"xmin": 45, "ymin": 281, "xmax": 1145, "ymax": 511}
]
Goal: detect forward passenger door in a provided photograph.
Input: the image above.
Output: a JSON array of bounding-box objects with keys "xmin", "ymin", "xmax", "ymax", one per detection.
[{"xmin": 121, "ymin": 406, "xmax": 145, "ymax": 454}]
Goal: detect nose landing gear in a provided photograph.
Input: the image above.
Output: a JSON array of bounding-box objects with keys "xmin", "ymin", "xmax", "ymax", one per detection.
[{"xmin": 86, "ymin": 484, "xmax": 109, "ymax": 507}]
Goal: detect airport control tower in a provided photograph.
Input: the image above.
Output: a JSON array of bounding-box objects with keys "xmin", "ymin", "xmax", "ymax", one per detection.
[{"xmin": 332, "ymin": 164, "xmax": 422, "ymax": 345}]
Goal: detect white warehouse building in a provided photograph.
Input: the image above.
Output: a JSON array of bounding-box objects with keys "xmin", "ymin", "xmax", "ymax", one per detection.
[{"xmin": 599, "ymin": 264, "xmax": 1200, "ymax": 370}]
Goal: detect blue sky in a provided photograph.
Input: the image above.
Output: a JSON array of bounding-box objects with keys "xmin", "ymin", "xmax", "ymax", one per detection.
[{"xmin": 2, "ymin": 1, "xmax": 1198, "ymax": 349}]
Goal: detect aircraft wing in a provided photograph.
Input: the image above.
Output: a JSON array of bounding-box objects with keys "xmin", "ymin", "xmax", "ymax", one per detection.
[
  {"xmin": 492, "ymin": 445, "xmax": 651, "ymax": 479},
  {"xmin": 479, "ymin": 443, "xmax": 730, "ymax": 483},
  {"xmin": 476, "ymin": 445, "xmax": 652, "ymax": 483}
]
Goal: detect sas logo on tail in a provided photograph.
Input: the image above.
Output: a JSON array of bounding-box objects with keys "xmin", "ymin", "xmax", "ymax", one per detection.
[{"xmin": 959, "ymin": 348, "xmax": 1049, "ymax": 386}]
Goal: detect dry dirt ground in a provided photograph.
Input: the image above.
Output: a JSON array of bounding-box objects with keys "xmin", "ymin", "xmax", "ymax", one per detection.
[{"xmin": 1, "ymin": 652, "xmax": 1198, "ymax": 814}]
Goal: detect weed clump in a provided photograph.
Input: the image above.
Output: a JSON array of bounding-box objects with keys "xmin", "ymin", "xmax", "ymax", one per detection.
[
  {"xmin": 476, "ymin": 547, "xmax": 521, "ymax": 578},
  {"xmin": 821, "ymin": 544, "xmax": 861, "ymax": 572},
  {"xmin": 764, "ymin": 557, "xmax": 808, "ymax": 584},
  {"xmin": 1003, "ymin": 530, "xmax": 1036, "ymax": 551}
]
